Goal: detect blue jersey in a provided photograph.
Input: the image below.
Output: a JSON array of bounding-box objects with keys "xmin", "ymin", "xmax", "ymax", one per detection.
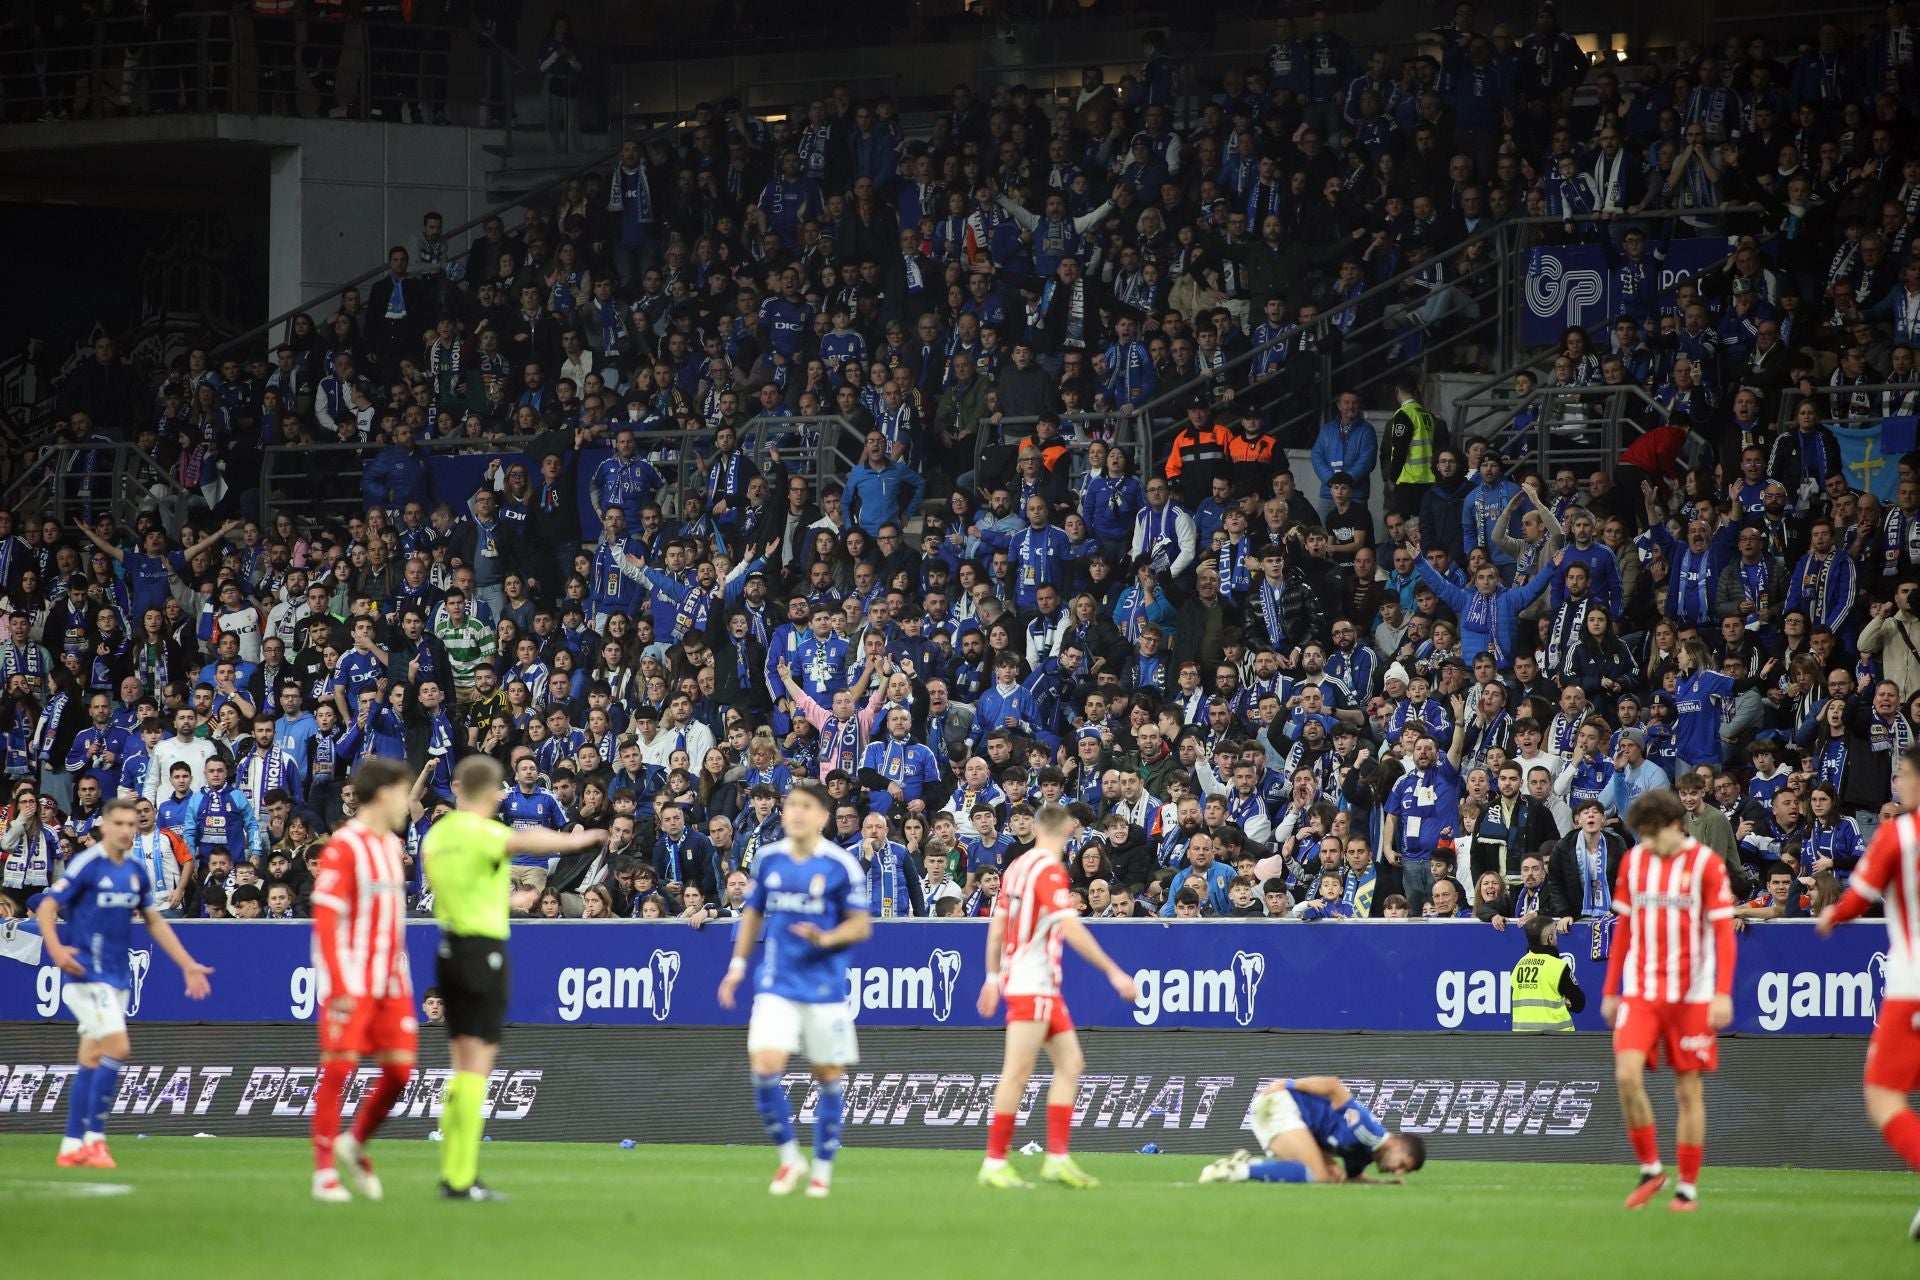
[
  {"xmin": 746, "ymin": 840, "xmax": 868, "ymax": 1004},
  {"xmin": 48, "ymin": 849, "xmax": 157, "ymax": 991},
  {"xmin": 1283, "ymin": 1085, "xmax": 1375, "ymax": 1151},
  {"xmin": 500, "ymin": 785, "xmax": 568, "ymax": 866}
]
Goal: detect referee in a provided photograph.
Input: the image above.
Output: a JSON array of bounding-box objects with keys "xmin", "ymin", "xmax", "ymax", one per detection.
[{"xmin": 424, "ymin": 754, "xmax": 604, "ymax": 1201}]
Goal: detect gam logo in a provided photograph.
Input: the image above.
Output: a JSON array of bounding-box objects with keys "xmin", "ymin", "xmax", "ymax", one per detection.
[
  {"xmin": 1132, "ymin": 950, "xmax": 1266, "ymax": 1027},
  {"xmin": 1525, "ymin": 254, "xmax": 1605, "ymax": 328},
  {"xmin": 846, "ymin": 949, "xmax": 963, "ymax": 1022},
  {"xmin": 1753, "ymin": 952, "xmax": 1886, "ymax": 1031},
  {"xmin": 555, "ymin": 950, "xmax": 684, "ymax": 1023}
]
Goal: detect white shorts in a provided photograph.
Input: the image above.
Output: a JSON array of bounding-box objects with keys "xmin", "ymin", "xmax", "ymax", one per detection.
[
  {"xmin": 61, "ymin": 982, "xmax": 130, "ymax": 1040},
  {"xmin": 746, "ymin": 993, "xmax": 859, "ymax": 1066},
  {"xmin": 1251, "ymin": 1087, "xmax": 1307, "ymax": 1154}
]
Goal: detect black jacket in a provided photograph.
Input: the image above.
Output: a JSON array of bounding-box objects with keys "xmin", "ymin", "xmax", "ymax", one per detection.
[
  {"xmin": 1471, "ymin": 795, "xmax": 1561, "ymax": 880},
  {"xmin": 1543, "ymin": 830, "xmax": 1627, "ymax": 922}
]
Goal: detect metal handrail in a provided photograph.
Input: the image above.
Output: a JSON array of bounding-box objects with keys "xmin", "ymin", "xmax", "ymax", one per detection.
[
  {"xmin": 1480, "ymin": 385, "xmax": 1672, "ymax": 478},
  {"xmin": 2, "ymin": 441, "xmax": 191, "ymax": 530},
  {"xmin": 1776, "ymin": 380, "xmax": 1920, "ymax": 424},
  {"xmin": 256, "ymin": 413, "xmax": 871, "ymax": 533},
  {"xmin": 48, "ymin": 9, "xmax": 508, "ymax": 124}
]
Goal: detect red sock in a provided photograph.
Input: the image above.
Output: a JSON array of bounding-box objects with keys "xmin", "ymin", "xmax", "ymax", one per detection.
[
  {"xmin": 349, "ymin": 1062, "xmax": 413, "ymax": 1147},
  {"xmin": 311, "ymin": 1060, "xmax": 353, "ymax": 1172},
  {"xmin": 1677, "ymin": 1142, "xmax": 1703, "ymax": 1186},
  {"xmin": 987, "ymin": 1111, "xmax": 1016, "ymax": 1161},
  {"xmin": 1883, "ymin": 1109, "xmax": 1920, "ymax": 1173},
  {"xmin": 1628, "ymin": 1123, "xmax": 1660, "ymax": 1168},
  {"xmin": 1046, "ymin": 1104, "xmax": 1072, "ymax": 1157}
]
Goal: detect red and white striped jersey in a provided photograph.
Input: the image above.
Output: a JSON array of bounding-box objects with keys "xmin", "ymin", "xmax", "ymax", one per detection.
[
  {"xmin": 995, "ymin": 847, "xmax": 1075, "ymax": 997},
  {"xmin": 1612, "ymin": 839, "xmax": 1734, "ymax": 1003},
  {"xmin": 310, "ymin": 821, "xmax": 412, "ymax": 1001},
  {"xmin": 1851, "ymin": 813, "xmax": 1920, "ymax": 1000}
]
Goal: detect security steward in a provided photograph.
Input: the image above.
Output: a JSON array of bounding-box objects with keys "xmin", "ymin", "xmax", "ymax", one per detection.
[{"xmin": 1510, "ymin": 915, "xmax": 1585, "ymax": 1032}]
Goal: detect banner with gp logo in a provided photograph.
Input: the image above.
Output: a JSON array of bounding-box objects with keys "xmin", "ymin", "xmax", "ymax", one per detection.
[
  {"xmin": 0, "ymin": 919, "xmax": 1892, "ymax": 1035},
  {"xmin": 1521, "ymin": 237, "xmax": 1738, "ymax": 345}
]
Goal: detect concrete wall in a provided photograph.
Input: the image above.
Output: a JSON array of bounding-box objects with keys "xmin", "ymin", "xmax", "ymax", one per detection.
[{"xmin": 274, "ymin": 118, "xmax": 504, "ymax": 320}]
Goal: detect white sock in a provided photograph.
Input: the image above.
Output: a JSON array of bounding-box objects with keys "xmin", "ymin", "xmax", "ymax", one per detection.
[
  {"xmin": 83, "ymin": 1131, "xmax": 103, "ymax": 1146},
  {"xmin": 1676, "ymin": 1181, "xmax": 1697, "ymax": 1200},
  {"xmin": 981, "ymin": 1156, "xmax": 1007, "ymax": 1171},
  {"xmin": 777, "ymin": 1140, "xmax": 802, "ymax": 1167},
  {"xmin": 811, "ymin": 1161, "xmax": 833, "ymax": 1186},
  {"xmin": 1640, "ymin": 1162, "xmax": 1664, "ymax": 1177},
  {"xmin": 59, "ymin": 1137, "xmax": 83, "ymax": 1156}
]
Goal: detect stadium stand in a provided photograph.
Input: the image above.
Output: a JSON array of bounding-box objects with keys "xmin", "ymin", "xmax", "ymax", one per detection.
[{"xmin": 0, "ymin": 3, "xmax": 1910, "ymax": 932}]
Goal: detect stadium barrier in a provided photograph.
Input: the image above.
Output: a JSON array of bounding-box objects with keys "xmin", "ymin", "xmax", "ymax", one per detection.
[
  {"xmin": 0, "ymin": 919, "xmax": 1892, "ymax": 1035},
  {"xmin": 0, "ymin": 1024, "xmax": 1897, "ymax": 1169}
]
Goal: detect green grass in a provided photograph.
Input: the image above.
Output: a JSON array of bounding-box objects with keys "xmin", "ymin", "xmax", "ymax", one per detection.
[{"xmin": 2, "ymin": 1138, "xmax": 1917, "ymax": 1279}]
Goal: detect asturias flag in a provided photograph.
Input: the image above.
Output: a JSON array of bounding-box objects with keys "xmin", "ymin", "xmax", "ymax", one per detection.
[{"xmin": 1832, "ymin": 416, "xmax": 1920, "ymax": 502}]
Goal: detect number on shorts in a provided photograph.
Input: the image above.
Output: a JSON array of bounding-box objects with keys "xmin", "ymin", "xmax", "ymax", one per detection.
[
  {"xmin": 1615, "ymin": 1001, "xmax": 1629, "ymax": 1027},
  {"xmin": 1033, "ymin": 996, "xmax": 1052, "ymax": 1024}
]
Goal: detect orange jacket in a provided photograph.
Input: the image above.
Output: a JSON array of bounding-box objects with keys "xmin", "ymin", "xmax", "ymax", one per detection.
[{"xmin": 1164, "ymin": 423, "xmax": 1232, "ymax": 479}]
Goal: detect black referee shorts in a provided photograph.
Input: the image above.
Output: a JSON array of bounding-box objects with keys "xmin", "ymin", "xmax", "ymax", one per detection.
[{"xmin": 436, "ymin": 933, "xmax": 509, "ymax": 1044}]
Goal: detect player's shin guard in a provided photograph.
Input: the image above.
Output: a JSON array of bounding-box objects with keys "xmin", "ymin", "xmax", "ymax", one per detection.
[
  {"xmin": 1882, "ymin": 1110, "xmax": 1920, "ymax": 1173},
  {"xmin": 311, "ymin": 1059, "xmax": 353, "ymax": 1171},
  {"xmin": 812, "ymin": 1078, "xmax": 846, "ymax": 1178},
  {"xmin": 1046, "ymin": 1104, "xmax": 1072, "ymax": 1157},
  {"xmin": 1247, "ymin": 1159, "xmax": 1313, "ymax": 1183},
  {"xmin": 62, "ymin": 1065, "xmax": 96, "ymax": 1149},
  {"xmin": 753, "ymin": 1073, "xmax": 800, "ymax": 1165},
  {"xmin": 351, "ymin": 1062, "xmax": 413, "ymax": 1145},
  {"xmin": 86, "ymin": 1056, "xmax": 123, "ymax": 1142},
  {"xmin": 440, "ymin": 1071, "xmax": 486, "ymax": 1191}
]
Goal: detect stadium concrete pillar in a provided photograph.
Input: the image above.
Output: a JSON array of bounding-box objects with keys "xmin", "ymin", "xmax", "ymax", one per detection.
[{"xmin": 267, "ymin": 144, "xmax": 305, "ymax": 325}]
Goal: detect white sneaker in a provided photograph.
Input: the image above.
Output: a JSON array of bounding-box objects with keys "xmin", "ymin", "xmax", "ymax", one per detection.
[
  {"xmin": 1198, "ymin": 1150, "xmax": 1253, "ymax": 1184},
  {"xmin": 768, "ymin": 1158, "xmax": 809, "ymax": 1196},
  {"xmin": 333, "ymin": 1134, "xmax": 383, "ymax": 1202},
  {"xmin": 804, "ymin": 1177, "xmax": 831, "ymax": 1198},
  {"xmin": 1908, "ymin": 1203, "xmax": 1920, "ymax": 1241},
  {"xmin": 312, "ymin": 1170, "xmax": 352, "ymax": 1203}
]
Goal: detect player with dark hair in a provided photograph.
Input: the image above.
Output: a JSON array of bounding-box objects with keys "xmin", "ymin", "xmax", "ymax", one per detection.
[
  {"xmin": 425, "ymin": 753, "xmax": 605, "ymax": 1201},
  {"xmin": 1197, "ymin": 1076, "xmax": 1427, "ymax": 1185},
  {"xmin": 718, "ymin": 777, "xmax": 872, "ymax": 1198},
  {"xmin": 41, "ymin": 795, "xmax": 213, "ymax": 1169},
  {"xmin": 1606, "ymin": 787, "xmax": 1736, "ymax": 1212},
  {"xmin": 976, "ymin": 801, "xmax": 1136, "ymax": 1189},
  {"xmin": 309, "ymin": 757, "xmax": 419, "ymax": 1203},
  {"xmin": 1819, "ymin": 745, "xmax": 1920, "ymax": 1239}
]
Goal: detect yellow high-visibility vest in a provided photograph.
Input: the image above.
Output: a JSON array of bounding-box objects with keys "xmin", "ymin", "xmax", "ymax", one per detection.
[{"xmin": 1510, "ymin": 951, "xmax": 1573, "ymax": 1032}]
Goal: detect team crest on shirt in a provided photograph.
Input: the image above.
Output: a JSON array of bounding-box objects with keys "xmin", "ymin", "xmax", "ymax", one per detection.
[
  {"xmin": 767, "ymin": 872, "xmax": 781, "ymax": 888},
  {"xmin": 810, "ymin": 874, "xmax": 825, "ymax": 898}
]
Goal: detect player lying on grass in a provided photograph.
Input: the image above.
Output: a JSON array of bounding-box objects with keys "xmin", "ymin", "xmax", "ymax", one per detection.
[{"xmin": 1198, "ymin": 1077, "xmax": 1425, "ymax": 1185}]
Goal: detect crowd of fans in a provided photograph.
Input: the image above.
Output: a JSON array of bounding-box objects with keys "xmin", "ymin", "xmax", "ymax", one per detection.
[{"xmin": 12, "ymin": 6, "xmax": 1920, "ymax": 937}]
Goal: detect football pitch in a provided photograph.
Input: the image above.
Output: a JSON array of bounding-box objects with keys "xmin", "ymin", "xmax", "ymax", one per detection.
[{"xmin": 1, "ymin": 1138, "xmax": 1915, "ymax": 1278}]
